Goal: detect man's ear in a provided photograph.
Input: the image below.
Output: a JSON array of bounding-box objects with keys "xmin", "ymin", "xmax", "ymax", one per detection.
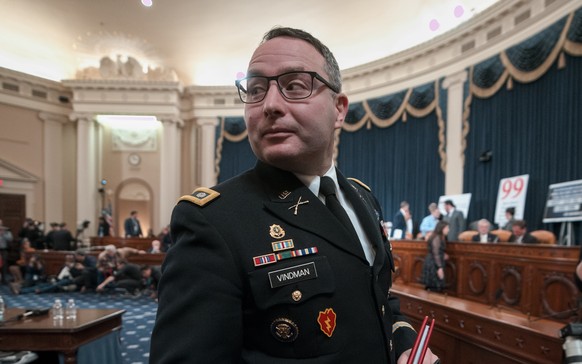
[{"xmin": 334, "ymin": 93, "xmax": 349, "ymax": 128}]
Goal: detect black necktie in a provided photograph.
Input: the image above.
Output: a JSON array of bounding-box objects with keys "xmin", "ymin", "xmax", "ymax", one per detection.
[{"xmin": 319, "ymin": 176, "xmax": 359, "ymax": 242}]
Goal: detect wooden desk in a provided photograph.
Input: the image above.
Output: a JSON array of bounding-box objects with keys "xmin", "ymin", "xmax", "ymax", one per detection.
[
  {"xmin": 392, "ymin": 284, "xmax": 565, "ymax": 364},
  {"xmin": 29, "ymin": 251, "xmax": 165, "ymax": 276},
  {"xmin": 90, "ymin": 236, "xmax": 155, "ymax": 251},
  {"xmin": 0, "ymin": 308, "xmax": 124, "ymax": 364},
  {"xmin": 392, "ymin": 240, "xmax": 579, "ymax": 322}
]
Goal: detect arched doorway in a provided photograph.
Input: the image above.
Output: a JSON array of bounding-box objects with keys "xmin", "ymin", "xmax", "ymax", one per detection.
[{"xmin": 115, "ymin": 179, "xmax": 153, "ymax": 238}]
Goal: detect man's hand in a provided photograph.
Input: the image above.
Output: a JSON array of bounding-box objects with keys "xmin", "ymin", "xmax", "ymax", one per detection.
[{"xmin": 397, "ymin": 347, "xmax": 439, "ymax": 364}]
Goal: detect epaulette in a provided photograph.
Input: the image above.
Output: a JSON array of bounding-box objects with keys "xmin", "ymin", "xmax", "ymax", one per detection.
[
  {"xmin": 178, "ymin": 187, "xmax": 220, "ymax": 207},
  {"xmin": 348, "ymin": 177, "xmax": 371, "ymax": 192}
]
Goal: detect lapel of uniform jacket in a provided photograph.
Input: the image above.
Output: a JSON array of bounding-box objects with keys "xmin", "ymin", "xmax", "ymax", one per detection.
[
  {"xmin": 336, "ymin": 169, "xmax": 387, "ymax": 275},
  {"xmin": 257, "ymin": 162, "xmax": 368, "ymax": 263}
]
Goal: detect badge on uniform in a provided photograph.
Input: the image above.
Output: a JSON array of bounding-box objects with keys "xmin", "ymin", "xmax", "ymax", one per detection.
[
  {"xmin": 271, "ymin": 239, "xmax": 294, "ymax": 252},
  {"xmin": 275, "ymin": 247, "xmax": 318, "ymax": 261},
  {"xmin": 253, "ymin": 253, "xmax": 277, "ymax": 267},
  {"xmin": 317, "ymin": 308, "xmax": 337, "ymax": 338},
  {"xmin": 268, "ymin": 262, "xmax": 317, "ymax": 288},
  {"xmin": 269, "ymin": 224, "xmax": 286, "ymax": 239},
  {"xmin": 271, "ymin": 317, "xmax": 299, "ymax": 342}
]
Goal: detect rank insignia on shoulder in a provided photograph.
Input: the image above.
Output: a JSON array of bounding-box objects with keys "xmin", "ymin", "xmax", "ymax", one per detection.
[
  {"xmin": 317, "ymin": 308, "xmax": 337, "ymax": 338},
  {"xmin": 348, "ymin": 177, "xmax": 371, "ymax": 192},
  {"xmin": 179, "ymin": 187, "xmax": 220, "ymax": 207}
]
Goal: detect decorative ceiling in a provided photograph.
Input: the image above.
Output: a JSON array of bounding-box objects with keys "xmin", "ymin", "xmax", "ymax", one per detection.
[{"xmin": 0, "ymin": 0, "xmax": 499, "ymax": 86}]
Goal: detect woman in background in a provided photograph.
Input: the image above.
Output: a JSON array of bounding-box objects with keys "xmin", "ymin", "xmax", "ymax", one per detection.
[{"xmin": 421, "ymin": 220, "xmax": 449, "ymax": 292}]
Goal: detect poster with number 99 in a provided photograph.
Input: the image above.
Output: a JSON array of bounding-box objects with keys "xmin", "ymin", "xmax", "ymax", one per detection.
[{"xmin": 494, "ymin": 175, "xmax": 529, "ymax": 227}]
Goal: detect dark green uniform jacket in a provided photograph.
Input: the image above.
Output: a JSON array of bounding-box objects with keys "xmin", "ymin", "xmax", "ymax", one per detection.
[{"xmin": 150, "ymin": 161, "xmax": 416, "ymax": 363}]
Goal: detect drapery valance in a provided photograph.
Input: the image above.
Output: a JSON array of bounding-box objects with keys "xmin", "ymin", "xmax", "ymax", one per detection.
[
  {"xmin": 343, "ymin": 81, "xmax": 447, "ymax": 172},
  {"xmin": 463, "ymin": 8, "xmax": 582, "ymax": 166},
  {"xmin": 470, "ymin": 9, "xmax": 581, "ymax": 98}
]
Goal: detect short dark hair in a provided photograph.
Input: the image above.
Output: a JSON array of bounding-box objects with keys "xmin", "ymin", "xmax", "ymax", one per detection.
[
  {"xmin": 513, "ymin": 220, "xmax": 527, "ymax": 229},
  {"xmin": 444, "ymin": 200, "xmax": 455, "ymax": 207},
  {"xmin": 261, "ymin": 27, "xmax": 342, "ymax": 93},
  {"xmin": 505, "ymin": 207, "xmax": 515, "ymax": 215}
]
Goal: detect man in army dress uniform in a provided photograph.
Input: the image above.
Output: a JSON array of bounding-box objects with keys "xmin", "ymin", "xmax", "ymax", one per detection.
[{"xmin": 150, "ymin": 27, "xmax": 438, "ymax": 363}]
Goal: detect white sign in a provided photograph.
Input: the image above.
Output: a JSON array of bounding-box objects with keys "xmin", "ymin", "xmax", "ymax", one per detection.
[
  {"xmin": 438, "ymin": 193, "xmax": 472, "ymax": 219},
  {"xmin": 494, "ymin": 174, "xmax": 529, "ymax": 226}
]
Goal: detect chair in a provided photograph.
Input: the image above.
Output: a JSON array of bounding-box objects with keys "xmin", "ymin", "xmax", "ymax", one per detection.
[
  {"xmin": 457, "ymin": 230, "xmax": 477, "ymax": 241},
  {"xmin": 490, "ymin": 229, "xmax": 511, "ymax": 242},
  {"xmin": 530, "ymin": 230, "xmax": 557, "ymax": 244}
]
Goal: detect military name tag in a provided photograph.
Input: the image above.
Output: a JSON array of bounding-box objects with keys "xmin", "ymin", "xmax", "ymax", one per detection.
[{"xmin": 268, "ymin": 262, "xmax": 317, "ymax": 288}]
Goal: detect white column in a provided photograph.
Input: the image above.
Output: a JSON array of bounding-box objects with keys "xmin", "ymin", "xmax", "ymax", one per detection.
[
  {"xmin": 442, "ymin": 70, "xmax": 468, "ymax": 195},
  {"xmin": 196, "ymin": 117, "xmax": 219, "ymax": 188},
  {"xmin": 39, "ymin": 112, "xmax": 68, "ymax": 225},
  {"xmin": 73, "ymin": 114, "xmax": 98, "ymax": 232},
  {"xmin": 159, "ymin": 117, "xmax": 183, "ymax": 229}
]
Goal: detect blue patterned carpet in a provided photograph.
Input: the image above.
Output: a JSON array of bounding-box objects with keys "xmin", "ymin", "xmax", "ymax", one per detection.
[{"xmin": 0, "ymin": 284, "xmax": 157, "ymax": 364}]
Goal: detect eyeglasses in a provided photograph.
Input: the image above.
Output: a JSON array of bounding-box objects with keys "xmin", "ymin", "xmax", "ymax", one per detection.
[{"xmin": 235, "ymin": 71, "xmax": 339, "ymax": 104}]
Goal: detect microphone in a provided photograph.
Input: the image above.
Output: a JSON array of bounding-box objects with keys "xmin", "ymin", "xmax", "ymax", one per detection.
[
  {"xmin": 490, "ymin": 288, "xmax": 504, "ymax": 309},
  {"xmin": 18, "ymin": 308, "xmax": 50, "ymax": 320}
]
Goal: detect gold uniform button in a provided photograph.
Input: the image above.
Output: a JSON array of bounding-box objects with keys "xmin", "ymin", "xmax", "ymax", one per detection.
[{"xmin": 292, "ymin": 290, "xmax": 302, "ymax": 302}]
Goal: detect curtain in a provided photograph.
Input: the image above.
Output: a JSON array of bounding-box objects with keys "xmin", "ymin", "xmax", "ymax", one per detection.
[
  {"xmin": 464, "ymin": 9, "xmax": 582, "ymax": 238},
  {"xmin": 337, "ymin": 81, "xmax": 446, "ymax": 232},
  {"xmin": 215, "ymin": 117, "xmax": 256, "ymax": 183}
]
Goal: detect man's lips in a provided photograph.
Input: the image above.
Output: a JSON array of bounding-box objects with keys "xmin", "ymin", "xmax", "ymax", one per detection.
[{"xmin": 263, "ymin": 128, "xmax": 294, "ymax": 138}]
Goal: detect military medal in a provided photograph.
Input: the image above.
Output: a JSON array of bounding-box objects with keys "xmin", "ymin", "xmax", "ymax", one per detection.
[
  {"xmin": 317, "ymin": 308, "xmax": 337, "ymax": 338},
  {"xmin": 276, "ymin": 247, "xmax": 318, "ymax": 261},
  {"xmin": 253, "ymin": 253, "xmax": 277, "ymax": 267},
  {"xmin": 271, "ymin": 239, "xmax": 294, "ymax": 252}
]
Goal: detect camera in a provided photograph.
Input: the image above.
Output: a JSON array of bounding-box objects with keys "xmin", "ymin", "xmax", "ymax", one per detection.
[{"xmin": 561, "ymin": 323, "xmax": 582, "ymax": 363}]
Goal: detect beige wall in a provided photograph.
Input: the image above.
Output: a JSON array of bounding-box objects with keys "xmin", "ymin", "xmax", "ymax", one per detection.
[{"xmin": 0, "ymin": 103, "xmax": 46, "ymax": 220}]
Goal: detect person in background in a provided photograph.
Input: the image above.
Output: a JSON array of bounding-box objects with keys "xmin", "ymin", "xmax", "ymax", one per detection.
[
  {"xmin": 150, "ymin": 26, "xmax": 437, "ymax": 364},
  {"xmin": 97, "ymin": 216, "xmax": 111, "ymax": 237},
  {"xmin": 96, "ymin": 259, "xmax": 143, "ymax": 295},
  {"xmin": 0, "ymin": 220, "xmax": 13, "ymax": 283},
  {"xmin": 148, "ymin": 239, "xmax": 162, "ymax": 253},
  {"xmin": 391, "ymin": 201, "xmax": 410, "ymax": 239},
  {"xmin": 419, "ymin": 203, "xmax": 441, "ymax": 239},
  {"xmin": 19, "ymin": 218, "xmax": 44, "ymax": 250},
  {"xmin": 124, "ymin": 210, "xmax": 143, "ymax": 238},
  {"xmin": 141, "ymin": 265, "xmax": 161, "ymax": 300},
  {"xmin": 51, "ymin": 222, "xmax": 76, "ymax": 251},
  {"xmin": 471, "ymin": 219, "xmax": 498, "ymax": 243},
  {"xmin": 508, "ymin": 220, "xmax": 539, "ymax": 244},
  {"xmin": 502, "ymin": 207, "xmax": 516, "ymax": 231},
  {"xmin": 421, "ymin": 220, "xmax": 449, "ymax": 292},
  {"xmin": 575, "ymin": 244, "xmax": 582, "ymax": 291},
  {"xmin": 158, "ymin": 225, "xmax": 173, "ymax": 251},
  {"xmin": 71, "ymin": 249, "xmax": 98, "ymax": 292},
  {"xmin": 443, "ymin": 200, "xmax": 465, "ymax": 241},
  {"xmin": 8, "ymin": 237, "xmax": 35, "ymax": 286},
  {"xmin": 11, "ymin": 253, "xmax": 46, "ymax": 295}
]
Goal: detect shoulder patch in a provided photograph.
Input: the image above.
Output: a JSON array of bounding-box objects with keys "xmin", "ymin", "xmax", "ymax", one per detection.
[
  {"xmin": 348, "ymin": 177, "xmax": 371, "ymax": 192},
  {"xmin": 178, "ymin": 187, "xmax": 220, "ymax": 207}
]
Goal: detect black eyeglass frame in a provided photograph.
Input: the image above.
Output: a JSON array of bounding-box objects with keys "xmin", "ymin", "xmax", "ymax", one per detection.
[{"xmin": 235, "ymin": 71, "xmax": 340, "ymax": 104}]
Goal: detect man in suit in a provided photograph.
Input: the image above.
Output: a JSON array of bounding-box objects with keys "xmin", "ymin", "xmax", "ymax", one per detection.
[
  {"xmin": 150, "ymin": 27, "xmax": 438, "ymax": 364},
  {"xmin": 123, "ymin": 210, "xmax": 142, "ymax": 238},
  {"xmin": 391, "ymin": 201, "xmax": 410, "ymax": 239},
  {"xmin": 508, "ymin": 220, "xmax": 539, "ymax": 244},
  {"xmin": 471, "ymin": 219, "xmax": 498, "ymax": 243},
  {"xmin": 443, "ymin": 199, "xmax": 466, "ymax": 241}
]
